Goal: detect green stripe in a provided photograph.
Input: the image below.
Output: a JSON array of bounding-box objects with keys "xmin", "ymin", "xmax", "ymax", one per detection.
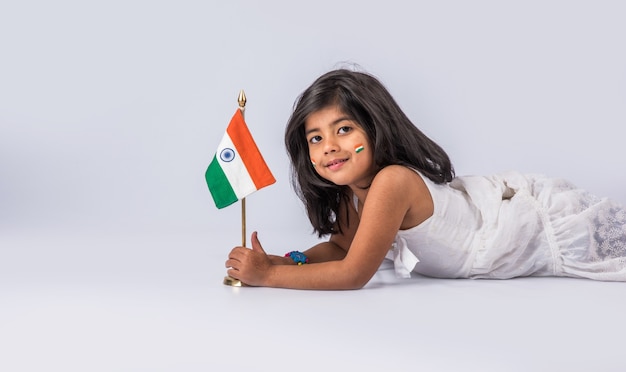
[{"xmin": 205, "ymin": 156, "xmax": 238, "ymax": 209}]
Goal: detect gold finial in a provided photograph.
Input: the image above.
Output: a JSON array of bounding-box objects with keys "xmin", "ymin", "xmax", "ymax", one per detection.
[{"xmin": 238, "ymin": 90, "xmax": 247, "ymax": 108}]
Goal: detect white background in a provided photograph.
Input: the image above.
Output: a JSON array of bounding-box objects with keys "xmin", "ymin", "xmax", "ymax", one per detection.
[{"xmin": 1, "ymin": 1, "xmax": 625, "ymax": 371}]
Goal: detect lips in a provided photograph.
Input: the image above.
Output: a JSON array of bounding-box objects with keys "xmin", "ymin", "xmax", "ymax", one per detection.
[{"xmin": 326, "ymin": 158, "xmax": 347, "ymax": 167}]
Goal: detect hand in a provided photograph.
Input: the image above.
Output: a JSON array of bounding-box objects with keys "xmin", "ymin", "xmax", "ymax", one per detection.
[
  {"xmin": 268, "ymin": 254, "xmax": 295, "ymax": 265},
  {"xmin": 225, "ymin": 231, "xmax": 272, "ymax": 286}
]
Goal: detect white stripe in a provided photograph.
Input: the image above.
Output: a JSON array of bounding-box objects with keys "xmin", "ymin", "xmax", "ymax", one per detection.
[{"xmin": 217, "ymin": 133, "xmax": 257, "ymax": 199}]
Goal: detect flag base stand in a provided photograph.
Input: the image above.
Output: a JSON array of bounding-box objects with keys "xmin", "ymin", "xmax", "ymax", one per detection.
[{"xmin": 223, "ymin": 275, "xmax": 244, "ymax": 287}]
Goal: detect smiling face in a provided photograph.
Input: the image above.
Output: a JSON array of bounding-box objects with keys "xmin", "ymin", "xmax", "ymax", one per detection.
[{"xmin": 304, "ymin": 105, "xmax": 376, "ymax": 189}]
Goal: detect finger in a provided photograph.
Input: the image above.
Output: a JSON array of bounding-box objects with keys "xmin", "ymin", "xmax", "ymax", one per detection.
[
  {"xmin": 251, "ymin": 231, "xmax": 266, "ymax": 254},
  {"xmin": 226, "ymin": 267, "xmax": 240, "ymax": 279},
  {"xmin": 229, "ymin": 247, "xmax": 248, "ymax": 260},
  {"xmin": 225, "ymin": 258, "xmax": 239, "ymax": 269}
]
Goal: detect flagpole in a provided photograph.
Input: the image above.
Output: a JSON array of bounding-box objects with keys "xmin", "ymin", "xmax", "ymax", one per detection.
[
  {"xmin": 238, "ymin": 89, "xmax": 247, "ymax": 249},
  {"xmin": 223, "ymin": 89, "xmax": 248, "ymax": 287}
]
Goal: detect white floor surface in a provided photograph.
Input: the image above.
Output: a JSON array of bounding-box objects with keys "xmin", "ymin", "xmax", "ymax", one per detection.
[{"xmin": 2, "ymin": 230, "xmax": 625, "ymax": 372}]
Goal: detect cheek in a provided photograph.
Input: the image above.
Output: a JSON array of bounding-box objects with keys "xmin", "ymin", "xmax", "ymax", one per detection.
[
  {"xmin": 353, "ymin": 143, "xmax": 365, "ymax": 154},
  {"xmin": 308, "ymin": 146, "xmax": 322, "ymax": 160},
  {"xmin": 353, "ymin": 147, "xmax": 374, "ymax": 168},
  {"xmin": 307, "ymin": 149, "xmax": 318, "ymax": 168}
]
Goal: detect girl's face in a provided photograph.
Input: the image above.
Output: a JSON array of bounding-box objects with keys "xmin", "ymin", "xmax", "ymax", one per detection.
[{"xmin": 304, "ymin": 105, "xmax": 376, "ymax": 189}]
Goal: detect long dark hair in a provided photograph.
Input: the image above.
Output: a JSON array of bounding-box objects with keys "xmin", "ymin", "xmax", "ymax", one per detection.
[{"xmin": 285, "ymin": 68, "xmax": 454, "ymax": 237}]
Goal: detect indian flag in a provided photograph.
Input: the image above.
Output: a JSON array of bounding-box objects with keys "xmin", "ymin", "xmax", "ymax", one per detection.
[{"xmin": 205, "ymin": 109, "xmax": 276, "ymax": 209}]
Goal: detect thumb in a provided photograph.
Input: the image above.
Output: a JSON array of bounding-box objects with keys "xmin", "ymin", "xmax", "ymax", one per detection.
[{"xmin": 251, "ymin": 231, "xmax": 266, "ymax": 254}]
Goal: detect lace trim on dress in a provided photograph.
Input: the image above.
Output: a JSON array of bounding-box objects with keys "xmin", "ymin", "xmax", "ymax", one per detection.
[
  {"xmin": 545, "ymin": 179, "xmax": 626, "ymax": 263},
  {"xmin": 593, "ymin": 206, "xmax": 626, "ymax": 260}
]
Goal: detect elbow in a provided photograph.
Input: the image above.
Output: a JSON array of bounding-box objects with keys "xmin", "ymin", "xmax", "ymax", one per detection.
[
  {"xmin": 341, "ymin": 271, "xmax": 373, "ymax": 290},
  {"xmin": 331, "ymin": 260, "xmax": 376, "ymax": 290},
  {"xmin": 351, "ymin": 282, "xmax": 368, "ymax": 290},
  {"xmin": 338, "ymin": 281, "xmax": 365, "ymax": 290}
]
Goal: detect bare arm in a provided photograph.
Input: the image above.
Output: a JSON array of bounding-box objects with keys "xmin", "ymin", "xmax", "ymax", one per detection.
[
  {"xmin": 267, "ymin": 240, "xmax": 347, "ymax": 265},
  {"xmin": 225, "ymin": 166, "xmax": 431, "ymax": 289},
  {"xmin": 266, "ymin": 200, "xmax": 355, "ymax": 265}
]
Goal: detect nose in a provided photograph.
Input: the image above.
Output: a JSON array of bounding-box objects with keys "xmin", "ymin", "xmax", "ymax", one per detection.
[
  {"xmin": 324, "ymin": 142, "xmax": 338, "ymax": 155},
  {"xmin": 324, "ymin": 138, "xmax": 339, "ymax": 154}
]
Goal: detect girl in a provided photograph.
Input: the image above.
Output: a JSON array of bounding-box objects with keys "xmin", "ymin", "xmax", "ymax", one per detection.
[{"xmin": 225, "ymin": 68, "xmax": 626, "ymax": 289}]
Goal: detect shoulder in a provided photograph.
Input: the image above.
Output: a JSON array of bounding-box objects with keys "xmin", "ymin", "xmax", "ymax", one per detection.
[
  {"xmin": 369, "ymin": 165, "xmax": 433, "ymax": 226},
  {"xmin": 371, "ymin": 165, "xmax": 425, "ymax": 189},
  {"xmin": 367, "ymin": 165, "xmax": 430, "ymax": 205}
]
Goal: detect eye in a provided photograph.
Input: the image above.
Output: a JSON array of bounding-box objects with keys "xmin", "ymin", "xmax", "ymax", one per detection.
[
  {"xmin": 309, "ymin": 135, "xmax": 322, "ymax": 144},
  {"xmin": 338, "ymin": 126, "xmax": 352, "ymax": 135}
]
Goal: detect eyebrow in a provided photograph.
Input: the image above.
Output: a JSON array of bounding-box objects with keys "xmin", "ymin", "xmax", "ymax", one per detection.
[{"xmin": 305, "ymin": 116, "xmax": 352, "ymax": 136}]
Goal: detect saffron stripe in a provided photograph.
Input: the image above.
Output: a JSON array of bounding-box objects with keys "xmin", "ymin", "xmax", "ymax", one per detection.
[{"xmin": 226, "ymin": 110, "xmax": 276, "ymax": 189}]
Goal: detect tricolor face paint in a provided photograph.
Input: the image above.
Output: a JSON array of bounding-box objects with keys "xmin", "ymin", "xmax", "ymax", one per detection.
[{"xmin": 354, "ymin": 144, "xmax": 364, "ymax": 153}]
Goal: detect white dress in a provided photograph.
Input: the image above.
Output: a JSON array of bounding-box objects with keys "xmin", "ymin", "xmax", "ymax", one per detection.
[{"xmin": 384, "ymin": 171, "xmax": 626, "ymax": 281}]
